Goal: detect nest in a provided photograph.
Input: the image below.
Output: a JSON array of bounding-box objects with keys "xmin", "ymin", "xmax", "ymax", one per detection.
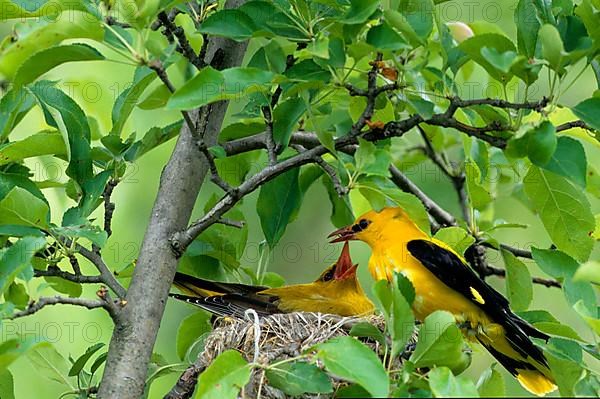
[{"xmin": 196, "ymin": 312, "xmax": 415, "ymax": 399}]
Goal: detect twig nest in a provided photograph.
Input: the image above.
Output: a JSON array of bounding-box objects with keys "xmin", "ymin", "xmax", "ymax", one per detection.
[{"xmin": 198, "ymin": 312, "xmax": 415, "ymax": 398}]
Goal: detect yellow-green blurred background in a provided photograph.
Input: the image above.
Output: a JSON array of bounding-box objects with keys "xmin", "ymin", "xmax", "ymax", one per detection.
[{"xmin": 1, "ymin": 0, "xmax": 599, "ymax": 397}]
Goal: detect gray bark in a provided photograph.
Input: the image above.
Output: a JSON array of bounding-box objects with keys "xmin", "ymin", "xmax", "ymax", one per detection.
[{"xmin": 97, "ymin": 3, "xmax": 248, "ymax": 397}]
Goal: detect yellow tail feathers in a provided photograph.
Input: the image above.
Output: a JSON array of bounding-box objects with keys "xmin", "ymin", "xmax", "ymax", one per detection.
[{"xmin": 516, "ymin": 369, "xmax": 557, "ymax": 396}]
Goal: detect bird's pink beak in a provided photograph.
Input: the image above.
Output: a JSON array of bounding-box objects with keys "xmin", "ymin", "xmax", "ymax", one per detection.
[
  {"xmin": 328, "ymin": 225, "xmax": 356, "ymax": 243},
  {"xmin": 333, "ymin": 241, "xmax": 358, "ymax": 280}
]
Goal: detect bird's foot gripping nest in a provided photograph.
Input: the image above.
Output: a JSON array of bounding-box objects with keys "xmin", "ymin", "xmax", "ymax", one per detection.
[{"xmin": 165, "ymin": 312, "xmax": 418, "ymax": 399}]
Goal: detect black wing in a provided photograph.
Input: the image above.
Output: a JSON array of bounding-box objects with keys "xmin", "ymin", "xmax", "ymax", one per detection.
[
  {"xmin": 173, "ymin": 272, "xmax": 269, "ymax": 297},
  {"xmin": 169, "ymin": 293, "xmax": 280, "ymax": 318},
  {"xmin": 407, "ymin": 239, "xmax": 549, "ymax": 366}
]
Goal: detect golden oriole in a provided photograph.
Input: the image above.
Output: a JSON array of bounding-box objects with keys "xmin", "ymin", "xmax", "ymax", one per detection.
[
  {"xmin": 170, "ymin": 242, "xmax": 374, "ymax": 317},
  {"xmin": 329, "ymin": 206, "xmax": 556, "ymax": 396}
]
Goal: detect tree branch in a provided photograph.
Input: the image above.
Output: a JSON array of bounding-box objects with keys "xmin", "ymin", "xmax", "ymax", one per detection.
[
  {"xmin": 34, "ymin": 266, "xmax": 103, "ymax": 284},
  {"xmin": 291, "ymin": 144, "xmax": 347, "ymax": 196},
  {"xmin": 5, "ymin": 295, "xmax": 120, "ymax": 320},
  {"xmin": 76, "ymin": 244, "xmax": 127, "ymax": 299},
  {"xmin": 555, "ymin": 120, "xmax": 592, "ymax": 132},
  {"xmin": 483, "ymin": 264, "xmax": 561, "ymax": 288},
  {"xmin": 97, "ymin": 1, "xmax": 249, "ymax": 396}
]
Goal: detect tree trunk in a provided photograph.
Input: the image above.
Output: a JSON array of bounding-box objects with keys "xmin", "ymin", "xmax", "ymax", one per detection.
[{"xmin": 97, "ymin": 4, "xmax": 248, "ymax": 396}]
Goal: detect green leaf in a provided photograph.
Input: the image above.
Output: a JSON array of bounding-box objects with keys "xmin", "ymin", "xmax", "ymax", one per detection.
[
  {"xmin": 401, "ymin": 0, "xmax": 435, "ymax": 41},
  {"xmin": 168, "ymin": 67, "xmax": 274, "ymax": 110},
  {"xmin": 257, "ymin": 167, "xmax": 301, "ymax": 248},
  {"xmin": 0, "ymin": 11, "xmax": 103, "ymax": 79},
  {"xmin": 29, "ymin": 81, "xmax": 92, "ymax": 186},
  {"xmin": 429, "ymin": 367, "xmax": 479, "ymax": 397},
  {"xmin": 465, "ymin": 161, "xmax": 492, "ymax": 210},
  {"xmin": 541, "ymin": 136, "xmax": 586, "ymax": 188},
  {"xmin": 572, "ymin": 97, "xmax": 600, "ymax": 132},
  {"xmin": 266, "ymin": 361, "xmax": 333, "ymax": 396},
  {"xmin": 501, "ymin": 249, "xmax": 532, "ymax": 312},
  {"xmin": 531, "ymin": 248, "xmax": 597, "ymax": 313},
  {"xmin": 515, "ymin": 0, "xmax": 540, "ymax": 58},
  {"xmin": 0, "ymin": 130, "xmax": 66, "ymax": 166},
  {"xmin": 477, "ymin": 365, "xmax": 505, "ymax": 397},
  {"xmin": 372, "ymin": 275, "xmax": 415, "ymax": 358},
  {"xmin": 90, "ymin": 352, "xmax": 108, "ymax": 374},
  {"xmin": 315, "ymin": 336, "xmax": 389, "ymax": 397},
  {"xmin": 199, "ymin": 9, "xmax": 256, "ymax": 41},
  {"xmin": 62, "ymin": 170, "xmax": 111, "ymax": 226},
  {"xmin": 410, "ymin": 311, "xmax": 466, "ymax": 370},
  {"xmin": 43, "ymin": 276, "xmax": 82, "ymax": 298},
  {"xmin": 124, "ymin": 120, "xmax": 183, "ymax": 161},
  {"xmin": 176, "ymin": 311, "xmax": 212, "ymax": 360},
  {"xmin": 137, "ymin": 84, "xmax": 171, "ymax": 110},
  {"xmin": 0, "ymin": 369, "xmax": 15, "ymax": 399},
  {"xmin": 13, "ymin": 43, "xmax": 104, "ymax": 87},
  {"xmin": 51, "ymin": 224, "xmax": 108, "ymax": 248},
  {"xmin": 573, "ymin": 260, "xmax": 600, "ymax": 284},
  {"xmin": 111, "ymin": 66, "xmax": 156, "ymax": 136},
  {"xmin": 528, "ymin": 121, "xmax": 557, "ymax": 165},
  {"xmin": 357, "ymin": 176, "xmax": 430, "ymax": 234},
  {"xmin": 342, "ymin": 0, "xmax": 380, "ymax": 24},
  {"xmin": 481, "ymin": 48, "xmax": 516, "ymax": 73},
  {"xmin": 349, "ymin": 322, "xmax": 386, "ymax": 347},
  {"xmin": 69, "ymin": 343, "xmax": 105, "ymax": 376},
  {"xmin": 194, "ymin": 350, "xmax": 251, "ymax": 399},
  {"xmin": 355, "ymin": 139, "xmax": 391, "ymax": 177},
  {"xmin": 5, "ymin": 282, "xmax": 28, "ymax": 309},
  {"xmin": 0, "ymin": 87, "xmax": 35, "ymax": 140},
  {"xmin": 0, "ymin": 187, "xmax": 49, "ymax": 229},
  {"xmin": 384, "ymin": 9, "xmax": 423, "ymax": 47},
  {"xmin": 248, "ymin": 40, "xmax": 286, "ymax": 74},
  {"xmin": 366, "ymin": 22, "xmax": 410, "ymax": 51},
  {"xmin": 524, "ymin": 167, "xmax": 595, "ymax": 261},
  {"xmin": 539, "ymin": 24, "xmax": 564, "ymax": 71},
  {"xmin": 433, "ymin": 227, "xmax": 475, "ymax": 255},
  {"xmin": 458, "ymin": 33, "xmax": 516, "ymax": 82},
  {"xmin": 323, "ymin": 175, "xmax": 354, "ymax": 228},
  {"xmin": 27, "ymin": 342, "xmax": 73, "ymax": 387},
  {"xmin": 546, "ymin": 340, "xmax": 584, "ymax": 397},
  {"xmin": 0, "ymin": 336, "xmax": 36, "ymax": 371},
  {"xmin": 272, "ymin": 98, "xmax": 306, "ymax": 148}
]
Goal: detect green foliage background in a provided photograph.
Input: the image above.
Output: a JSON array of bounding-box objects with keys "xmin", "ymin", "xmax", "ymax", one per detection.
[{"xmin": 0, "ymin": 0, "xmax": 599, "ymax": 397}]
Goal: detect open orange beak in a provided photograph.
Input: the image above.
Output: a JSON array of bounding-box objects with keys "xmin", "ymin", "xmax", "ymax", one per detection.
[
  {"xmin": 328, "ymin": 225, "xmax": 356, "ymax": 243},
  {"xmin": 333, "ymin": 241, "xmax": 358, "ymax": 279}
]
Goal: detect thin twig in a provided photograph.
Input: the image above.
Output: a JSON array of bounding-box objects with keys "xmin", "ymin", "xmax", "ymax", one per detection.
[
  {"xmin": 291, "ymin": 144, "xmax": 347, "ymax": 196},
  {"xmin": 6, "ymin": 296, "xmax": 111, "ymax": 320},
  {"xmin": 483, "ymin": 265, "xmax": 561, "ymax": 288},
  {"xmin": 156, "ymin": 11, "xmax": 204, "ymax": 70},
  {"xmin": 76, "ymin": 243, "xmax": 127, "ymax": 299},
  {"xmin": 216, "ymin": 218, "xmax": 245, "ymax": 229},
  {"xmin": 104, "ymin": 179, "xmax": 118, "ymax": 237},
  {"xmin": 69, "ymin": 254, "xmax": 81, "ymax": 275},
  {"xmin": 164, "ymin": 360, "xmax": 206, "ymax": 399},
  {"xmin": 262, "ymin": 105, "xmax": 278, "ymax": 165},
  {"xmin": 555, "ymin": 120, "xmax": 592, "ymax": 132},
  {"xmin": 34, "ymin": 266, "xmax": 103, "ymax": 284}
]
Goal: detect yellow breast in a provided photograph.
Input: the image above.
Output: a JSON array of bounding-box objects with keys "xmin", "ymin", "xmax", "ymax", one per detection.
[{"xmin": 368, "ymin": 247, "xmax": 489, "ymax": 324}]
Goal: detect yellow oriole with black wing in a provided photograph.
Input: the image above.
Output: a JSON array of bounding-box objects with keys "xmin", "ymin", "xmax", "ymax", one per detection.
[
  {"xmin": 170, "ymin": 242, "xmax": 374, "ymax": 317},
  {"xmin": 329, "ymin": 207, "xmax": 556, "ymax": 396}
]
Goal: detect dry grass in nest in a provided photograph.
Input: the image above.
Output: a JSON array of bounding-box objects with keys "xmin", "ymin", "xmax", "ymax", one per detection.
[{"xmin": 195, "ymin": 312, "xmax": 414, "ymax": 398}]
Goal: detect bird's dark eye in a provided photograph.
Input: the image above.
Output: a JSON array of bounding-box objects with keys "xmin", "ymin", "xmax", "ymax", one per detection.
[
  {"xmin": 359, "ymin": 219, "xmax": 370, "ymax": 229},
  {"xmin": 322, "ymin": 269, "xmax": 334, "ymax": 281}
]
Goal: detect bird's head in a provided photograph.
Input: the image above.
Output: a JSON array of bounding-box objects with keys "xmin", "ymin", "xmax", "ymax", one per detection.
[
  {"xmin": 328, "ymin": 206, "xmax": 423, "ymax": 248},
  {"xmin": 316, "ymin": 241, "xmax": 358, "ymax": 282}
]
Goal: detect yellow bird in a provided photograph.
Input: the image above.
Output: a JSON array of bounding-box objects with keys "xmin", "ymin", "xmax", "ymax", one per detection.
[
  {"xmin": 170, "ymin": 241, "xmax": 374, "ymax": 317},
  {"xmin": 329, "ymin": 207, "xmax": 556, "ymax": 396}
]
